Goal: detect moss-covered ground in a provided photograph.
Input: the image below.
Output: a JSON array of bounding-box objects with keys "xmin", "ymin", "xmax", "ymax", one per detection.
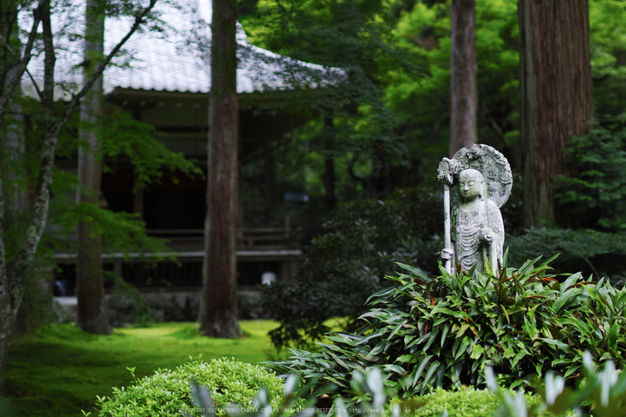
[{"xmin": 0, "ymin": 321, "xmax": 286, "ymax": 417}]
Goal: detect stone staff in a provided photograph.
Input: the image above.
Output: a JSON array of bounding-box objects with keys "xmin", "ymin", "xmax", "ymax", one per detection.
[{"xmin": 437, "ymin": 157, "xmax": 459, "ymax": 274}]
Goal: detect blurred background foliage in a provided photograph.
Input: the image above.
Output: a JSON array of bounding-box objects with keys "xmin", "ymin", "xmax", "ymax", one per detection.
[{"xmin": 237, "ymin": 0, "xmax": 626, "ymax": 348}]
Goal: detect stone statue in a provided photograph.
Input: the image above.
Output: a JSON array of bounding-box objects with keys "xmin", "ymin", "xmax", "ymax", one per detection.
[{"xmin": 437, "ymin": 144, "xmax": 512, "ymax": 274}]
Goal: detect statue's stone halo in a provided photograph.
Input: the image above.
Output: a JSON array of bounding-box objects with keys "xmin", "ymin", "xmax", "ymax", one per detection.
[{"xmin": 451, "ymin": 144, "xmax": 513, "ymax": 208}]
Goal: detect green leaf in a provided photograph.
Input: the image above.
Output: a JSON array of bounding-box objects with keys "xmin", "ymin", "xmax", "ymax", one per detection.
[
  {"xmin": 423, "ymin": 360, "xmax": 441, "ymax": 388},
  {"xmin": 440, "ymin": 323, "xmax": 451, "ymax": 348},
  {"xmin": 470, "ymin": 344, "xmax": 485, "ymax": 360},
  {"xmin": 411, "ymin": 355, "xmax": 433, "ymax": 388},
  {"xmin": 541, "ymin": 338, "xmax": 571, "ymax": 351},
  {"xmin": 456, "ymin": 324, "xmax": 469, "ymax": 339}
]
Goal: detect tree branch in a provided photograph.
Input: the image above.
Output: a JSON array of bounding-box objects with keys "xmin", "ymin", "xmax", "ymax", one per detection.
[
  {"xmin": 346, "ymin": 151, "xmax": 368, "ymax": 188},
  {"xmin": 0, "ymin": 0, "xmax": 43, "ymax": 127},
  {"xmin": 479, "ymin": 102, "xmax": 505, "ymax": 141},
  {"xmin": 54, "ymin": 0, "xmax": 159, "ymax": 134},
  {"xmin": 8, "ymin": 0, "xmax": 160, "ymax": 312},
  {"xmin": 0, "ymin": 32, "xmax": 45, "ymax": 101},
  {"xmin": 41, "ymin": 0, "xmax": 55, "ymax": 112},
  {"xmin": 241, "ymin": 138, "xmax": 291, "ymax": 166}
]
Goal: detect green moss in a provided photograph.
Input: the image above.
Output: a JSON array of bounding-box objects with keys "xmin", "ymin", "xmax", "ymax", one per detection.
[{"xmin": 1, "ymin": 321, "xmax": 287, "ymax": 417}]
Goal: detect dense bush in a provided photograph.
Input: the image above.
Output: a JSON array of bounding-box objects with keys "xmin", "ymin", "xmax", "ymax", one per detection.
[
  {"xmin": 389, "ymin": 388, "xmax": 573, "ymax": 417},
  {"xmin": 506, "ymin": 228, "xmax": 626, "ymax": 282},
  {"xmin": 269, "ymin": 259, "xmax": 626, "ymax": 400},
  {"xmin": 487, "ymin": 351, "xmax": 626, "ymax": 417},
  {"xmin": 187, "ymin": 363, "xmax": 626, "ymax": 417},
  {"xmin": 96, "ymin": 358, "xmax": 284, "ymax": 416},
  {"xmin": 262, "ymin": 186, "xmax": 443, "ymax": 349},
  {"xmin": 555, "ymin": 125, "xmax": 626, "ymax": 231}
]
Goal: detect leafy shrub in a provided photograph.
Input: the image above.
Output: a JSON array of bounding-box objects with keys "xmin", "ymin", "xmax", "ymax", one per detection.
[
  {"xmin": 96, "ymin": 357, "xmax": 284, "ymax": 416},
  {"xmin": 262, "ymin": 186, "xmax": 442, "ymax": 349},
  {"xmin": 389, "ymin": 388, "xmax": 573, "ymax": 417},
  {"xmin": 188, "ymin": 369, "xmax": 393, "ymax": 417},
  {"xmin": 186, "ymin": 366, "xmax": 581, "ymax": 417},
  {"xmin": 269, "ymin": 259, "xmax": 626, "ymax": 400},
  {"xmin": 487, "ymin": 351, "xmax": 626, "ymax": 417},
  {"xmin": 506, "ymin": 228, "xmax": 626, "ymax": 281},
  {"xmin": 555, "ymin": 125, "xmax": 626, "ymax": 231}
]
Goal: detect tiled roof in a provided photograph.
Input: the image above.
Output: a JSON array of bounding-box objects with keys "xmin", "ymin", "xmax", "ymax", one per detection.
[{"xmin": 22, "ymin": 0, "xmax": 341, "ymax": 98}]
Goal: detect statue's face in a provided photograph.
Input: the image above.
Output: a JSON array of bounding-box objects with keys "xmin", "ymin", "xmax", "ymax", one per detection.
[{"xmin": 459, "ymin": 170, "xmax": 483, "ymax": 200}]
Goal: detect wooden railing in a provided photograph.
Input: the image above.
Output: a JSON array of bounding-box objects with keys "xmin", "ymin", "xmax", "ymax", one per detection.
[{"xmin": 146, "ymin": 227, "xmax": 301, "ymax": 250}]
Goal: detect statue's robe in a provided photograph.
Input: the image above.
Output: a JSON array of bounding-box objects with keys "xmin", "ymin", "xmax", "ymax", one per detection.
[{"xmin": 454, "ymin": 198, "xmax": 504, "ymax": 273}]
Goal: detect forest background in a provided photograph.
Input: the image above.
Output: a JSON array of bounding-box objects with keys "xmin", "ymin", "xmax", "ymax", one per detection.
[
  {"xmin": 2, "ymin": 0, "xmax": 626, "ymax": 357},
  {"xmin": 232, "ymin": 0, "xmax": 626, "ymax": 348},
  {"xmin": 1, "ymin": 0, "xmax": 626, "ymax": 413}
]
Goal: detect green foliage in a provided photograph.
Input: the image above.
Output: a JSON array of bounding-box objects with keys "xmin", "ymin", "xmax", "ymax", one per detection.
[
  {"xmin": 386, "ymin": 0, "xmax": 520, "ymax": 172},
  {"xmin": 269, "ymin": 259, "xmax": 626, "ymax": 401},
  {"xmin": 389, "ymin": 387, "xmax": 572, "ymax": 417},
  {"xmin": 95, "ymin": 358, "xmax": 284, "ymax": 417},
  {"xmin": 555, "ymin": 126, "xmax": 626, "ymax": 230},
  {"xmin": 2, "ymin": 321, "xmax": 284, "ymax": 417},
  {"xmin": 487, "ymin": 351, "xmax": 626, "ymax": 417},
  {"xmin": 99, "ymin": 110, "xmax": 202, "ymax": 188},
  {"xmin": 187, "ymin": 366, "xmax": 571, "ymax": 417},
  {"xmin": 241, "ymin": 0, "xmax": 415, "ymax": 175},
  {"xmin": 506, "ymin": 228, "xmax": 626, "ymax": 281},
  {"xmin": 589, "ymin": 0, "xmax": 626, "ymax": 124},
  {"xmin": 183, "ymin": 355, "xmax": 626, "ymax": 417},
  {"xmin": 262, "ymin": 186, "xmax": 442, "ymax": 350},
  {"xmin": 187, "ymin": 370, "xmax": 389, "ymax": 417}
]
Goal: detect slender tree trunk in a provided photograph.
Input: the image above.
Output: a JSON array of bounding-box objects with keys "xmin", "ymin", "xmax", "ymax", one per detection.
[
  {"xmin": 323, "ymin": 156, "xmax": 336, "ymax": 210},
  {"xmin": 518, "ymin": 0, "xmax": 593, "ymax": 228},
  {"xmin": 264, "ymin": 149, "xmax": 275, "ymax": 224},
  {"xmin": 0, "ymin": 0, "xmax": 157, "ymax": 387},
  {"xmin": 76, "ymin": 0, "xmax": 111, "ymax": 335},
  {"xmin": 449, "ymin": 0, "xmax": 477, "ymax": 157},
  {"xmin": 198, "ymin": 0, "xmax": 241, "ymax": 338},
  {"xmin": 0, "ymin": 0, "xmax": 44, "ymax": 389},
  {"xmin": 322, "ymin": 115, "xmax": 336, "ymax": 211}
]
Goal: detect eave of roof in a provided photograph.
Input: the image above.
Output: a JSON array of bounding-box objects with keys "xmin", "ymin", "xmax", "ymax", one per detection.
[{"xmin": 22, "ymin": 0, "xmax": 344, "ymax": 99}]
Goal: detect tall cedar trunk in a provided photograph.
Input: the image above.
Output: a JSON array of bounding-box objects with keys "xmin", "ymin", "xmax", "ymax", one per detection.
[
  {"xmin": 518, "ymin": 0, "xmax": 593, "ymax": 228},
  {"xmin": 76, "ymin": 0, "xmax": 111, "ymax": 335},
  {"xmin": 449, "ymin": 0, "xmax": 477, "ymax": 157},
  {"xmin": 198, "ymin": 0, "xmax": 241, "ymax": 338}
]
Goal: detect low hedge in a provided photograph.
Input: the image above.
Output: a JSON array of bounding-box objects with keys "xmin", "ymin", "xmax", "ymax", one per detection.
[
  {"xmin": 393, "ymin": 388, "xmax": 575, "ymax": 417},
  {"xmin": 96, "ymin": 357, "xmax": 284, "ymax": 416}
]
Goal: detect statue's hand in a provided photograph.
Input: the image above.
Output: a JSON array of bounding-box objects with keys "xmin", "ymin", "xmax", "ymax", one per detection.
[
  {"xmin": 441, "ymin": 248, "xmax": 454, "ymax": 260},
  {"xmin": 480, "ymin": 227, "xmax": 494, "ymax": 244}
]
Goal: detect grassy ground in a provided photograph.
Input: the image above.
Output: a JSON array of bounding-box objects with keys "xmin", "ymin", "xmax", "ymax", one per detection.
[{"xmin": 0, "ymin": 321, "xmax": 287, "ymax": 417}]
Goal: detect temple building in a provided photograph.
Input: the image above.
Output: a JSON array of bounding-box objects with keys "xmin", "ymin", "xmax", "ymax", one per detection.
[{"xmin": 22, "ymin": 0, "xmax": 340, "ymax": 295}]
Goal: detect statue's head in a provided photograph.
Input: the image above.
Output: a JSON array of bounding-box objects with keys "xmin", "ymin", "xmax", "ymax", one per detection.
[{"xmin": 459, "ymin": 169, "xmax": 484, "ymax": 200}]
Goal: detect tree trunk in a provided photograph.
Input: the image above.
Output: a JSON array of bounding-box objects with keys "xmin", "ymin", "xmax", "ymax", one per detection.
[
  {"xmin": 323, "ymin": 156, "xmax": 336, "ymax": 210},
  {"xmin": 198, "ymin": 0, "xmax": 241, "ymax": 339},
  {"xmin": 76, "ymin": 0, "xmax": 111, "ymax": 335},
  {"xmin": 322, "ymin": 115, "xmax": 336, "ymax": 211},
  {"xmin": 14, "ymin": 268, "xmax": 55, "ymax": 336},
  {"xmin": 264, "ymin": 149, "xmax": 275, "ymax": 224},
  {"xmin": 0, "ymin": 0, "xmax": 44, "ymax": 389},
  {"xmin": 518, "ymin": 0, "xmax": 593, "ymax": 228},
  {"xmin": 449, "ymin": 0, "xmax": 477, "ymax": 157},
  {"xmin": 0, "ymin": 0, "xmax": 158, "ymax": 387}
]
